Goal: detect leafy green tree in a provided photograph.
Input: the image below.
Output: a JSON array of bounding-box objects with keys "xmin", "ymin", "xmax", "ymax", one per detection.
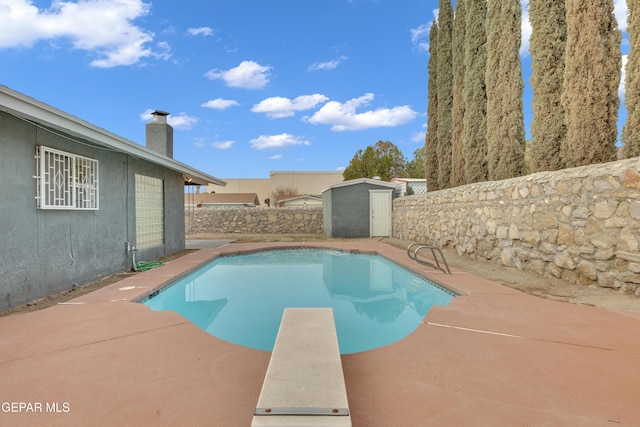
[
  {"xmin": 623, "ymin": 0, "xmax": 640, "ymax": 158},
  {"xmin": 343, "ymin": 140, "xmax": 407, "ymax": 182},
  {"xmin": 375, "ymin": 140, "xmax": 408, "ymax": 179},
  {"xmin": 406, "ymin": 146, "xmax": 426, "ymax": 178},
  {"xmin": 529, "ymin": 0, "xmax": 567, "ymax": 171},
  {"xmin": 425, "ymin": 19, "xmax": 440, "ymax": 191},
  {"xmin": 562, "ymin": 0, "xmax": 621, "ymax": 166},
  {"xmin": 463, "ymin": 0, "xmax": 488, "ymax": 184},
  {"xmin": 437, "ymin": 0, "xmax": 454, "ymax": 189},
  {"xmin": 343, "ymin": 146, "xmax": 377, "ymax": 180},
  {"xmin": 450, "ymin": 0, "xmax": 466, "ymax": 187}
]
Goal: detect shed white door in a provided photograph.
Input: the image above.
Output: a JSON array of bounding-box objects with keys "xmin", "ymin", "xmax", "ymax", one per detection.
[{"xmin": 369, "ymin": 190, "xmax": 392, "ymax": 237}]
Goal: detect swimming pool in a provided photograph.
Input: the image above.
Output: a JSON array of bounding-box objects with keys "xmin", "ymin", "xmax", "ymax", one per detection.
[{"xmin": 143, "ymin": 248, "xmax": 455, "ymax": 354}]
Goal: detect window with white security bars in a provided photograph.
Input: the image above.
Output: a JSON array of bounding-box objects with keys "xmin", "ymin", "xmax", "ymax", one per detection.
[{"xmin": 36, "ymin": 146, "xmax": 99, "ymax": 210}]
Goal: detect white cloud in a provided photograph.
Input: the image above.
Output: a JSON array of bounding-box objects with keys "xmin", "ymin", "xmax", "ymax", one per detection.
[
  {"xmin": 620, "ymin": 54, "xmax": 628, "ymax": 99},
  {"xmin": 269, "ymin": 154, "xmax": 283, "ymax": 160},
  {"xmin": 0, "ymin": 0, "xmax": 163, "ymax": 67},
  {"xmin": 212, "ymin": 140, "xmax": 234, "ymax": 149},
  {"xmin": 205, "ymin": 60, "xmax": 272, "ymax": 89},
  {"xmin": 188, "ymin": 27, "xmax": 214, "ymax": 36},
  {"xmin": 251, "ymin": 94, "xmax": 329, "ymax": 118},
  {"xmin": 166, "ymin": 113, "xmax": 198, "ymax": 130},
  {"xmin": 409, "ymin": 7, "xmax": 438, "ymax": 52},
  {"xmin": 411, "ymin": 131, "xmax": 426, "ymax": 143},
  {"xmin": 201, "ymin": 98, "xmax": 239, "ymax": 110},
  {"xmin": 250, "ymin": 133, "xmax": 311, "ymax": 150},
  {"xmin": 308, "ymin": 56, "xmax": 348, "ymax": 71},
  {"xmin": 304, "ymin": 93, "xmax": 418, "ymax": 131},
  {"xmin": 140, "ymin": 109, "xmax": 198, "ymax": 130},
  {"xmin": 410, "ymin": 22, "xmax": 431, "ymax": 52},
  {"xmin": 615, "ymin": 0, "xmax": 628, "ymax": 32},
  {"xmin": 521, "ymin": 1, "xmax": 532, "ymax": 57}
]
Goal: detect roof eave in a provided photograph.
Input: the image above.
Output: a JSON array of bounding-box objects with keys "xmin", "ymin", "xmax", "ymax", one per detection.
[
  {"xmin": 0, "ymin": 85, "xmax": 226, "ymax": 187},
  {"xmin": 322, "ymin": 177, "xmax": 397, "ymax": 192}
]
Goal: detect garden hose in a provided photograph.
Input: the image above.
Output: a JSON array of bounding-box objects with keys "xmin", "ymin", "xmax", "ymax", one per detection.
[{"xmin": 131, "ymin": 249, "xmax": 165, "ymax": 272}]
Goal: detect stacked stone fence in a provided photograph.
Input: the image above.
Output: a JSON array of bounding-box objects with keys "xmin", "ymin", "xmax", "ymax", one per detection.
[
  {"xmin": 392, "ymin": 158, "xmax": 640, "ymax": 294},
  {"xmin": 186, "ymin": 206, "xmax": 323, "ymax": 235}
]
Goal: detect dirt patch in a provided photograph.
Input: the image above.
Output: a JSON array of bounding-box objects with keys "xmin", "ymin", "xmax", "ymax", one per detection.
[
  {"xmin": 0, "ymin": 249, "xmax": 196, "ymax": 318},
  {"xmin": 382, "ymin": 238, "xmax": 640, "ymax": 314}
]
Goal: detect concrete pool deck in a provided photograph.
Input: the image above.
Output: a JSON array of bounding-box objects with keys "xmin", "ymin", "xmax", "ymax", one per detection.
[{"xmin": 1, "ymin": 239, "xmax": 639, "ymax": 426}]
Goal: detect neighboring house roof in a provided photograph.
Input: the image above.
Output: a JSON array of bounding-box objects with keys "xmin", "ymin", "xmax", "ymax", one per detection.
[
  {"xmin": 276, "ymin": 194, "xmax": 323, "ymax": 206},
  {"xmin": 322, "ymin": 178, "xmax": 397, "ymax": 192},
  {"xmin": 390, "ymin": 178, "xmax": 427, "ymax": 183},
  {"xmin": 186, "ymin": 193, "xmax": 260, "ymax": 207},
  {"xmin": 0, "ymin": 85, "xmax": 226, "ymax": 187},
  {"xmin": 276, "ymin": 194, "xmax": 322, "ymax": 202}
]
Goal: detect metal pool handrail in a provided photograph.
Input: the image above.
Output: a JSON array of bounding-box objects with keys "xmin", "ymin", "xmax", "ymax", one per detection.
[{"xmin": 407, "ymin": 243, "xmax": 452, "ymax": 274}]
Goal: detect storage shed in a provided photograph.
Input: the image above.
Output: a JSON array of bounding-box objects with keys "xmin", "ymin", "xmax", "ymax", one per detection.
[{"xmin": 322, "ymin": 178, "xmax": 396, "ymax": 238}]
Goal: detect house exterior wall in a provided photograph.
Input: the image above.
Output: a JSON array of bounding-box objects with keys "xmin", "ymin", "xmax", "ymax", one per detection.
[
  {"xmin": 0, "ymin": 111, "xmax": 185, "ymax": 311},
  {"xmin": 324, "ymin": 182, "xmax": 390, "ymax": 238},
  {"xmin": 280, "ymin": 198, "xmax": 323, "ymax": 207}
]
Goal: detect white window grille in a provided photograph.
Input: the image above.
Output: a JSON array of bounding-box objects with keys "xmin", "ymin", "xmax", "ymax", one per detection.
[{"xmin": 36, "ymin": 146, "xmax": 99, "ymax": 210}]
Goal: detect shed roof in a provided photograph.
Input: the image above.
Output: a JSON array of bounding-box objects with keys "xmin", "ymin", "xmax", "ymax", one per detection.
[
  {"xmin": 0, "ymin": 85, "xmax": 226, "ymax": 187},
  {"xmin": 322, "ymin": 178, "xmax": 397, "ymax": 193}
]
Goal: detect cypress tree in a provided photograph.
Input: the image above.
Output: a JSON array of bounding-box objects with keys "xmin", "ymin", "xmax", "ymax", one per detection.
[
  {"xmin": 450, "ymin": 0, "xmax": 466, "ymax": 187},
  {"xmin": 562, "ymin": 0, "xmax": 621, "ymax": 167},
  {"xmin": 623, "ymin": 0, "xmax": 640, "ymax": 158},
  {"xmin": 463, "ymin": 0, "xmax": 488, "ymax": 183},
  {"xmin": 529, "ymin": 0, "xmax": 567, "ymax": 171},
  {"xmin": 485, "ymin": 0, "xmax": 501, "ymax": 178},
  {"xmin": 436, "ymin": 0, "xmax": 454, "ymax": 189},
  {"xmin": 425, "ymin": 20, "xmax": 440, "ymax": 191},
  {"xmin": 486, "ymin": 0, "xmax": 525, "ymax": 180}
]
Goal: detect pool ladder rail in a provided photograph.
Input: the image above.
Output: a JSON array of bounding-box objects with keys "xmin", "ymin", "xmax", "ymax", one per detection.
[{"xmin": 407, "ymin": 243, "xmax": 452, "ymax": 274}]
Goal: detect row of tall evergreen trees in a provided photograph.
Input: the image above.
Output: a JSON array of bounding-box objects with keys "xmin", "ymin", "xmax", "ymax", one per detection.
[{"xmin": 426, "ymin": 0, "xmax": 639, "ymax": 192}]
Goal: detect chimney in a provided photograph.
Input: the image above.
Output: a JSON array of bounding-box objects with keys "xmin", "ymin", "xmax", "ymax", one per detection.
[{"xmin": 146, "ymin": 110, "xmax": 173, "ymax": 158}]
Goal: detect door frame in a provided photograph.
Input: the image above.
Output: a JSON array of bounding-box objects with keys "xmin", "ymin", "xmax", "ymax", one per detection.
[{"xmin": 369, "ymin": 189, "xmax": 393, "ymax": 237}]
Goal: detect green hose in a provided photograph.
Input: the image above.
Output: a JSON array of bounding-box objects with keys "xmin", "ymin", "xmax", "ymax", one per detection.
[
  {"xmin": 132, "ymin": 249, "xmax": 165, "ymax": 272},
  {"xmin": 134, "ymin": 261, "xmax": 165, "ymax": 272}
]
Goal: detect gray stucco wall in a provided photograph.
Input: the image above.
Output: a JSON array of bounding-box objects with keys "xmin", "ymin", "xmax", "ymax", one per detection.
[
  {"xmin": 0, "ymin": 111, "xmax": 185, "ymax": 311},
  {"xmin": 324, "ymin": 182, "xmax": 391, "ymax": 238},
  {"xmin": 322, "ymin": 190, "xmax": 333, "ymax": 237}
]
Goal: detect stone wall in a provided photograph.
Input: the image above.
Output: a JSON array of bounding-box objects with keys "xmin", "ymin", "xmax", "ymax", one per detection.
[
  {"xmin": 392, "ymin": 158, "xmax": 640, "ymax": 294},
  {"xmin": 186, "ymin": 206, "xmax": 323, "ymax": 235}
]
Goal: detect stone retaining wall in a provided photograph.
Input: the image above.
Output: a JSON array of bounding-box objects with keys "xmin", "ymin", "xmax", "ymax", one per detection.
[
  {"xmin": 185, "ymin": 206, "xmax": 323, "ymax": 234},
  {"xmin": 392, "ymin": 158, "xmax": 640, "ymax": 294}
]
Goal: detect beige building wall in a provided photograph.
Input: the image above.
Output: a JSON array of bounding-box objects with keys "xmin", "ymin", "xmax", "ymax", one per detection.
[
  {"xmin": 269, "ymin": 171, "xmax": 343, "ymax": 197},
  {"xmin": 206, "ymin": 171, "xmax": 343, "ymax": 207}
]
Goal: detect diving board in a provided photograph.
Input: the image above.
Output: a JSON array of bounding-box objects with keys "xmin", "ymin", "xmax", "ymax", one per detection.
[{"xmin": 252, "ymin": 308, "xmax": 351, "ymax": 426}]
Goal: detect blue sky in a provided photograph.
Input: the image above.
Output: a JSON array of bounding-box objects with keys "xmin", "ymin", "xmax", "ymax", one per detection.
[{"xmin": 0, "ymin": 1, "xmax": 630, "ymax": 180}]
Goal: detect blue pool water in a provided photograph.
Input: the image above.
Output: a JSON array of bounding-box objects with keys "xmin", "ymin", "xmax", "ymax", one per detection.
[{"xmin": 143, "ymin": 249, "xmax": 455, "ymax": 354}]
